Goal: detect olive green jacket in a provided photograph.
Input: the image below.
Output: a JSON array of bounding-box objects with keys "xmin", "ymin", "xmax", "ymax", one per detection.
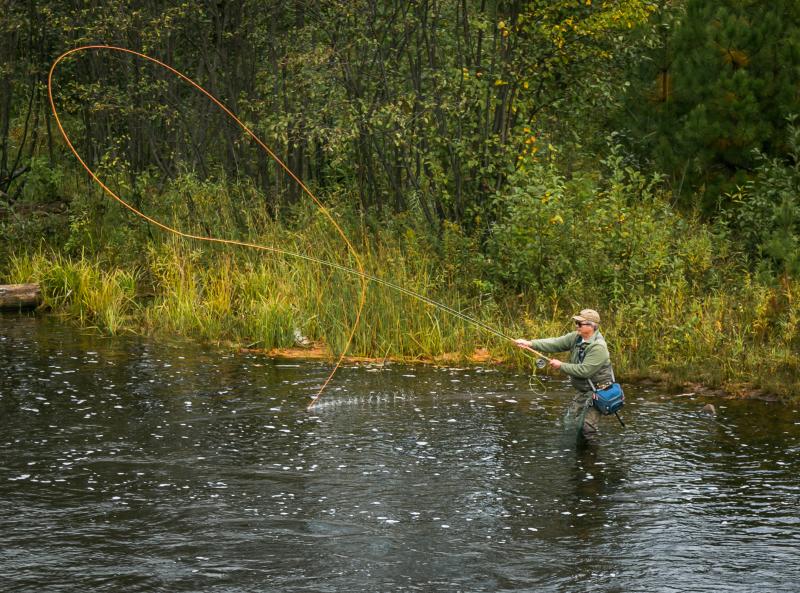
[{"xmin": 530, "ymin": 330, "xmax": 615, "ymax": 393}]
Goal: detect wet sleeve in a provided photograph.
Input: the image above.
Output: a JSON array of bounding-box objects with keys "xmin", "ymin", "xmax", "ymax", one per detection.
[
  {"xmin": 529, "ymin": 332, "xmax": 577, "ymax": 354},
  {"xmin": 559, "ymin": 343, "xmax": 609, "ymax": 379}
]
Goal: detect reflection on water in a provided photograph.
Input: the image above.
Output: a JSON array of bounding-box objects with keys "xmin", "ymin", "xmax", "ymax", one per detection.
[{"xmin": 1, "ymin": 314, "xmax": 799, "ymax": 592}]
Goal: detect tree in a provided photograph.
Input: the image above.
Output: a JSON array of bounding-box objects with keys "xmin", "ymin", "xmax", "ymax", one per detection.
[
  {"xmin": 0, "ymin": 0, "xmax": 58, "ymax": 202},
  {"xmin": 624, "ymin": 0, "xmax": 800, "ymax": 213}
]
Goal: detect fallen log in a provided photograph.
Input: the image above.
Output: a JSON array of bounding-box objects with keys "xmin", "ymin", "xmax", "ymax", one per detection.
[{"xmin": 0, "ymin": 283, "xmax": 43, "ymax": 310}]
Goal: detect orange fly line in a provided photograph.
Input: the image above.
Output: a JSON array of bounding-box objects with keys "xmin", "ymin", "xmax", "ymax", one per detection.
[{"xmin": 47, "ymin": 45, "xmax": 367, "ymax": 410}]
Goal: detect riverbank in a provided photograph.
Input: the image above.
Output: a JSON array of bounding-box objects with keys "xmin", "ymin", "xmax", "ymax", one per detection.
[
  {"xmin": 3, "ymin": 243, "xmax": 799, "ymax": 404},
  {"xmin": 0, "ymin": 297, "xmax": 784, "ymax": 403}
]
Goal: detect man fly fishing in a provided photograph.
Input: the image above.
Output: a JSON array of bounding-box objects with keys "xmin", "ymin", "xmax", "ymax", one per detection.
[{"xmin": 515, "ymin": 309, "xmax": 620, "ymax": 444}]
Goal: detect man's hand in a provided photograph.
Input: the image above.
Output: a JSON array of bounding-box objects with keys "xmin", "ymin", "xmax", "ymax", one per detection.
[
  {"xmin": 549, "ymin": 358, "xmax": 562, "ymax": 369},
  {"xmin": 514, "ymin": 338, "xmax": 531, "ymax": 348}
]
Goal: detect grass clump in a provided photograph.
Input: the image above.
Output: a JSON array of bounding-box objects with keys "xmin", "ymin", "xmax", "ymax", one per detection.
[{"xmin": 7, "ymin": 252, "xmax": 137, "ymax": 334}]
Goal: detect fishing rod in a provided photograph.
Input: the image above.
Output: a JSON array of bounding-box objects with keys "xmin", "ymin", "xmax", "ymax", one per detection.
[
  {"xmin": 48, "ymin": 45, "xmax": 550, "ymax": 409},
  {"xmin": 515, "ymin": 343, "xmax": 552, "ymax": 367}
]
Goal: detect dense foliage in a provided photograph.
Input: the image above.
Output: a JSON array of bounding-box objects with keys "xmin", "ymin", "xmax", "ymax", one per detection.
[
  {"xmin": 620, "ymin": 0, "xmax": 800, "ymax": 211},
  {"xmin": 2, "ymin": 0, "xmax": 659, "ymax": 226}
]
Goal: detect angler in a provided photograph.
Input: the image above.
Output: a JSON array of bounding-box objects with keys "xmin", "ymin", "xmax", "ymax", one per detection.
[{"xmin": 515, "ymin": 308, "xmax": 623, "ymax": 444}]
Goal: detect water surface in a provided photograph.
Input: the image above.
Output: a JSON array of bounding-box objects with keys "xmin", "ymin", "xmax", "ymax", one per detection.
[{"xmin": 1, "ymin": 315, "xmax": 798, "ymax": 592}]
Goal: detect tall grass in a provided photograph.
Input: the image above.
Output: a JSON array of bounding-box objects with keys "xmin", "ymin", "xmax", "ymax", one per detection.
[
  {"xmin": 4, "ymin": 219, "xmax": 800, "ymax": 401},
  {"xmin": 6, "ymin": 252, "xmax": 137, "ymax": 334}
]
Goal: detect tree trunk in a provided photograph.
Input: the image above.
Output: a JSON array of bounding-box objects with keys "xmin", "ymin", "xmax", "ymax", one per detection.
[{"xmin": 0, "ymin": 284, "xmax": 43, "ymax": 310}]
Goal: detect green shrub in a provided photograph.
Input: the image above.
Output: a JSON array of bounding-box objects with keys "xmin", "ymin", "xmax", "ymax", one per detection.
[
  {"xmin": 486, "ymin": 145, "xmax": 724, "ymax": 302},
  {"xmin": 725, "ymin": 118, "xmax": 800, "ymax": 277}
]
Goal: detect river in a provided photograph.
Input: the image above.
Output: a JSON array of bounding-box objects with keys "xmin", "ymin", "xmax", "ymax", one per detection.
[{"xmin": 1, "ymin": 314, "xmax": 798, "ymax": 592}]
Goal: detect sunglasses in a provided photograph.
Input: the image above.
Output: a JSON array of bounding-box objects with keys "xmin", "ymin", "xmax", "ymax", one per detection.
[{"xmin": 575, "ymin": 321, "xmax": 592, "ymax": 327}]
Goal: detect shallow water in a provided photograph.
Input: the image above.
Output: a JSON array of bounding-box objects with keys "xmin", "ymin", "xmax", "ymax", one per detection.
[{"xmin": 1, "ymin": 314, "xmax": 799, "ymax": 592}]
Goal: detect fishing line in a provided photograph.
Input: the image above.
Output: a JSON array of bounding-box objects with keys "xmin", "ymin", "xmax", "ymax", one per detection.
[
  {"xmin": 48, "ymin": 45, "xmax": 367, "ymax": 410},
  {"xmin": 48, "ymin": 45, "xmax": 548, "ymax": 409}
]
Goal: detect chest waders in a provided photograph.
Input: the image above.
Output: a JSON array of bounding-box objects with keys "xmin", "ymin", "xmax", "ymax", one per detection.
[
  {"xmin": 562, "ymin": 342, "xmax": 589, "ymax": 433},
  {"xmin": 562, "ymin": 340, "xmax": 606, "ymax": 443}
]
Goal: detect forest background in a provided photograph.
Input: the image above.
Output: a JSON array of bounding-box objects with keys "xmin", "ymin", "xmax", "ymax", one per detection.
[{"xmin": 2, "ymin": 0, "xmax": 799, "ymax": 400}]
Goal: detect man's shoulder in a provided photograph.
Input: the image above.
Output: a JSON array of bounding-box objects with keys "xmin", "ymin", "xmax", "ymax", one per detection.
[{"xmin": 588, "ymin": 332, "xmax": 609, "ymax": 350}]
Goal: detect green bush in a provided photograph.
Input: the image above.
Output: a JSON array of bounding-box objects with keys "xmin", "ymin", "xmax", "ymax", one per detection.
[
  {"xmin": 486, "ymin": 144, "xmax": 724, "ymax": 302},
  {"xmin": 725, "ymin": 118, "xmax": 800, "ymax": 277}
]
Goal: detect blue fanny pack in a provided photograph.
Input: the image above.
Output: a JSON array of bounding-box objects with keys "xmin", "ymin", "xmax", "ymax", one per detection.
[
  {"xmin": 591, "ymin": 382, "xmax": 624, "ymax": 415},
  {"xmin": 588, "ymin": 369, "xmax": 625, "ymax": 426}
]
